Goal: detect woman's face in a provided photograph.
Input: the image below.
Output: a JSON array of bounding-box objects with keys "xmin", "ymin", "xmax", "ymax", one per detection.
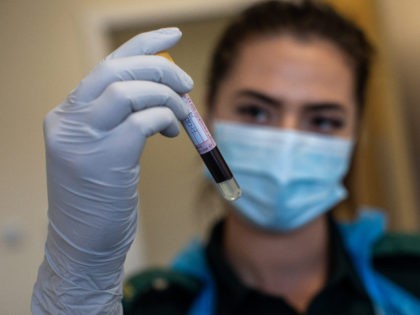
[{"xmin": 209, "ymin": 35, "xmax": 357, "ymax": 139}]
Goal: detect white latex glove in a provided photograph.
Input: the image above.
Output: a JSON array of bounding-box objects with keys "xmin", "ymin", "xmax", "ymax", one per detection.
[{"xmin": 32, "ymin": 27, "xmax": 193, "ymax": 315}]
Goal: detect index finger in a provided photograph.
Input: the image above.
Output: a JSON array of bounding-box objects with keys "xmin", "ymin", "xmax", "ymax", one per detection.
[{"xmin": 107, "ymin": 27, "xmax": 182, "ymax": 59}]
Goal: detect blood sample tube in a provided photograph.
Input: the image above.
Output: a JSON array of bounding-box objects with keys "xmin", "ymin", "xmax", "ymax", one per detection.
[{"xmin": 157, "ymin": 52, "xmax": 241, "ymax": 201}]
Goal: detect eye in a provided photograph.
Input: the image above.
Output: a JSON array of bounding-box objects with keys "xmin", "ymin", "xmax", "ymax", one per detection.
[
  {"xmin": 235, "ymin": 104, "xmax": 271, "ymax": 124},
  {"xmin": 306, "ymin": 115, "xmax": 345, "ymax": 134}
]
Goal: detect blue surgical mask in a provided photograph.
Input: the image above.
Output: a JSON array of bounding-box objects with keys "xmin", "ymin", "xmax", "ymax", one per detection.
[{"xmin": 212, "ymin": 120, "xmax": 354, "ymax": 232}]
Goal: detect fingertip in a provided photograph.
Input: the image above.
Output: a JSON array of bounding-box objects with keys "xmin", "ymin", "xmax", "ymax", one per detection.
[
  {"xmin": 156, "ymin": 27, "xmax": 182, "ymax": 36},
  {"xmin": 182, "ymin": 74, "xmax": 194, "ymax": 92},
  {"xmin": 160, "ymin": 120, "xmax": 181, "ymax": 138},
  {"xmin": 125, "ymin": 106, "xmax": 180, "ymax": 139},
  {"xmin": 106, "ymin": 27, "xmax": 183, "ymax": 59},
  {"xmin": 149, "ymin": 27, "xmax": 182, "ymax": 45}
]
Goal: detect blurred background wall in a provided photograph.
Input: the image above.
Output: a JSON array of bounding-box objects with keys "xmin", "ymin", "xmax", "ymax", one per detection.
[{"xmin": 0, "ymin": 0, "xmax": 418, "ymax": 314}]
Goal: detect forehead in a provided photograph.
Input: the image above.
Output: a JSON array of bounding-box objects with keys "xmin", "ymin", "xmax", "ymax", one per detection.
[{"xmin": 222, "ymin": 35, "xmax": 356, "ymax": 106}]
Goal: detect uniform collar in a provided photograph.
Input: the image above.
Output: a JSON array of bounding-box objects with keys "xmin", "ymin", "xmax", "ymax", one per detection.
[{"xmin": 204, "ymin": 216, "xmax": 370, "ymax": 313}]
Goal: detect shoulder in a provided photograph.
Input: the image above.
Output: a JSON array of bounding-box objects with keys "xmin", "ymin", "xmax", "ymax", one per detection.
[
  {"xmin": 373, "ymin": 232, "xmax": 420, "ymax": 298},
  {"xmin": 373, "ymin": 232, "xmax": 420, "ymax": 256},
  {"xmin": 123, "ymin": 267, "xmax": 202, "ymax": 315}
]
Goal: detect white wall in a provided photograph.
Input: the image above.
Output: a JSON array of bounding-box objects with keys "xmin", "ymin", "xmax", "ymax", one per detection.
[
  {"xmin": 0, "ymin": 1, "xmax": 84, "ymax": 313},
  {"xmin": 0, "ymin": 0, "xmax": 252, "ymax": 313}
]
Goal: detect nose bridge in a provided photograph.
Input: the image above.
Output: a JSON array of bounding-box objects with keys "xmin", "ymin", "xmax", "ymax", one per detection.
[{"xmin": 278, "ymin": 106, "xmax": 300, "ymax": 130}]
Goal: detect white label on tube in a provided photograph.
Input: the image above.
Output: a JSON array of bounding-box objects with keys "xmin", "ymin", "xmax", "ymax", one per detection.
[{"xmin": 181, "ymin": 95, "xmax": 216, "ymax": 154}]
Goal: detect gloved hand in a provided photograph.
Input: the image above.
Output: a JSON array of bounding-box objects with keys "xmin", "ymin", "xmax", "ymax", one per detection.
[{"xmin": 31, "ymin": 27, "xmax": 193, "ymax": 315}]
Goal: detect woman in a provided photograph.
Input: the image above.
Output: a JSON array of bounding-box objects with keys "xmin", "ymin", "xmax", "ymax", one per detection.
[{"xmin": 32, "ymin": 1, "xmax": 420, "ymax": 314}]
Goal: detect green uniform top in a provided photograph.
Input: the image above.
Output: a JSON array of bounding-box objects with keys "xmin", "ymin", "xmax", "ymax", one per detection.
[{"xmin": 123, "ymin": 218, "xmax": 420, "ymax": 315}]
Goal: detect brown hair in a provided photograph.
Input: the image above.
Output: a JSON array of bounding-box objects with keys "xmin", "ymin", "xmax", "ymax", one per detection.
[{"xmin": 206, "ymin": 0, "xmax": 374, "ymax": 111}]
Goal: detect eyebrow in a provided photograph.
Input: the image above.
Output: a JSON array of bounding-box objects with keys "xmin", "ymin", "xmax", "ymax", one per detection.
[
  {"xmin": 235, "ymin": 89, "xmax": 282, "ymax": 108},
  {"xmin": 236, "ymin": 89, "xmax": 347, "ymax": 113},
  {"xmin": 304, "ymin": 103, "xmax": 347, "ymax": 113}
]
